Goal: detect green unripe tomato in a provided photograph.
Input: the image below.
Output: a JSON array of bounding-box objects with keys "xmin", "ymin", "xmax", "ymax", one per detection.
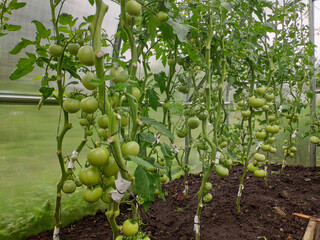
[
  {"xmin": 98, "ymin": 115, "xmax": 109, "ymax": 128},
  {"xmin": 62, "ymin": 180, "xmax": 76, "ymax": 194},
  {"xmin": 82, "ymin": 185, "xmax": 103, "ymax": 203},
  {"xmin": 247, "ymin": 163, "xmax": 258, "ymax": 173},
  {"xmin": 237, "ymin": 100, "xmax": 244, "ymax": 108},
  {"xmin": 86, "ymin": 129, "xmax": 93, "ymax": 136},
  {"xmin": 49, "ymin": 44, "xmax": 63, "ymax": 58},
  {"xmin": 63, "ymin": 98, "xmax": 81, "ymax": 113},
  {"xmin": 168, "ymin": 58, "xmax": 176, "ymax": 67},
  {"xmin": 310, "ymin": 136, "xmax": 320, "ymax": 144},
  {"xmin": 203, "ymin": 193, "xmax": 213, "ymax": 203},
  {"xmin": 162, "ymin": 102, "xmax": 170, "ymax": 110},
  {"xmin": 265, "ymin": 94, "xmax": 275, "ymax": 101},
  {"xmin": 111, "ymin": 67, "xmax": 128, "ymax": 83},
  {"xmin": 77, "ymin": 39, "xmax": 85, "ymax": 46},
  {"xmin": 176, "ymin": 128, "xmax": 188, "ymax": 138},
  {"xmin": 80, "ymin": 97, "xmax": 98, "ymax": 114},
  {"xmin": 120, "ymin": 114, "xmax": 129, "ymax": 127},
  {"xmin": 256, "ymin": 86, "xmax": 266, "ymax": 96},
  {"xmin": 241, "ymin": 109, "xmax": 251, "ymax": 118},
  {"xmin": 79, "ymin": 166, "xmax": 100, "ymax": 187},
  {"xmin": 79, "ymin": 118, "xmax": 89, "ymax": 126},
  {"xmin": 262, "ymin": 105, "xmax": 269, "ymax": 111},
  {"xmin": 78, "ymin": 45, "xmax": 95, "ymax": 66},
  {"xmin": 268, "ymin": 115, "xmax": 276, "ymax": 121},
  {"xmin": 187, "ymin": 117, "xmax": 200, "ymax": 129},
  {"xmin": 121, "ymin": 141, "xmax": 140, "ymax": 157},
  {"xmin": 220, "ymin": 141, "xmax": 228, "ymax": 148},
  {"xmin": 254, "ymin": 169, "xmax": 265, "ymax": 178},
  {"xmin": 123, "ymin": 219, "xmax": 139, "ymax": 237},
  {"xmin": 290, "ymin": 146, "xmax": 297, "ymax": 152},
  {"xmin": 255, "ymin": 131, "xmax": 267, "ymax": 140},
  {"xmin": 177, "ymin": 57, "xmax": 184, "ymax": 65},
  {"xmin": 81, "ymin": 72, "xmax": 97, "ymax": 90},
  {"xmin": 270, "ymin": 147, "xmax": 277, "ymax": 153},
  {"xmin": 67, "ymin": 43, "xmax": 80, "ymax": 55},
  {"xmin": 101, "ymin": 187, "xmax": 113, "ymax": 204},
  {"xmin": 102, "ymin": 156, "xmax": 120, "ymax": 177},
  {"xmin": 204, "ymin": 182, "xmax": 212, "ymax": 192},
  {"xmin": 261, "ymin": 144, "xmax": 271, "ymax": 151},
  {"xmin": 98, "ymin": 128, "xmax": 108, "ymax": 140},
  {"xmin": 87, "ymin": 147, "xmax": 109, "ymax": 167},
  {"xmin": 249, "ymin": 96, "xmax": 265, "ymax": 108},
  {"xmin": 265, "ymin": 125, "xmax": 280, "ymax": 134},
  {"xmin": 132, "ymin": 87, "xmax": 141, "ymax": 101},
  {"xmin": 268, "ymin": 137, "xmax": 276, "ymax": 143},
  {"xmin": 160, "ymin": 174, "xmax": 168, "ymax": 184},
  {"xmin": 254, "ymin": 153, "xmax": 265, "ymax": 162},
  {"xmin": 126, "ymin": 0, "xmax": 142, "ymax": 16},
  {"xmin": 157, "ymin": 11, "xmax": 168, "ymax": 23},
  {"xmin": 289, "ymin": 152, "xmax": 294, "ymax": 158},
  {"xmin": 214, "ymin": 164, "xmax": 229, "ymax": 178},
  {"xmin": 74, "ymin": 177, "xmax": 83, "ymax": 187}
]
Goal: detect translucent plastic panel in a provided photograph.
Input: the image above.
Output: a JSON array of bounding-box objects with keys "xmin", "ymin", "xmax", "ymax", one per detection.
[
  {"xmin": 0, "ymin": 104, "xmax": 107, "ymax": 239},
  {"xmin": 0, "ymin": 0, "xmax": 120, "ymax": 94}
]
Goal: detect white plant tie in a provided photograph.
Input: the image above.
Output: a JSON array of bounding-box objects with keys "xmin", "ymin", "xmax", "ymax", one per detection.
[
  {"xmin": 256, "ymin": 141, "xmax": 263, "ymax": 150},
  {"xmin": 110, "ymin": 172, "xmax": 131, "ymax": 203},
  {"xmin": 291, "ymin": 130, "xmax": 297, "ymax": 138},
  {"xmin": 71, "ymin": 150, "xmax": 79, "ymax": 160},
  {"xmin": 237, "ymin": 184, "xmax": 244, "ymax": 197},
  {"xmin": 278, "ymin": 105, "xmax": 283, "ymax": 112},
  {"xmin": 172, "ymin": 143, "xmax": 179, "ymax": 154},
  {"xmin": 53, "ymin": 226, "xmax": 60, "ymax": 240},
  {"xmin": 264, "ymin": 165, "xmax": 268, "ymax": 173},
  {"xmin": 215, "ymin": 151, "xmax": 221, "ymax": 164},
  {"xmin": 68, "ymin": 160, "xmax": 74, "ymax": 169},
  {"xmin": 194, "ymin": 215, "xmax": 200, "ymax": 234}
]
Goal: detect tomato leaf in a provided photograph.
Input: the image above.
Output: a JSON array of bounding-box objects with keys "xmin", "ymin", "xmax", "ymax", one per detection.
[
  {"xmin": 3, "ymin": 24, "xmax": 21, "ymax": 31},
  {"xmin": 32, "ymin": 20, "xmax": 51, "ymax": 39},
  {"xmin": 138, "ymin": 132, "xmax": 156, "ymax": 144},
  {"xmin": 154, "ymin": 71, "xmax": 167, "ymax": 94},
  {"xmin": 134, "ymin": 166, "xmax": 155, "ymax": 203},
  {"xmin": 167, "ymin": 19, "xmax": 190, "ymax": 43},
  {"xmin": 9, "ymin": 57, "xmax": 35, "ymax": 80},
  {"xmin": 129, "ymin": 156, "xmax": 155, "ymax": 169},
  {"xmin": 8, "ymin": 1, "xmax": 27, "ymax": 10},
  {"xmin": 161, "ymin": 142, "xmax": 172, "ymax": 158},
  {"xmin": 146, "ymin": 88, "xmax": 159, "ymax": 111},
  {"xmin": 140, "ymin": 117, "xmax": 174, "ymax": 140},
  {"xmin": 9, "ymin": 38, "xmax": 34, "ymax": 55}
]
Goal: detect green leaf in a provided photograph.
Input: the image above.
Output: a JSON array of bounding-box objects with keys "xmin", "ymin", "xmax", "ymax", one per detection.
[
  {"xmin": 9, "ymin": 57, "xmax": 35, "ymax": 80},
  {"xmin": 167, "ymin": 19, "xmax": 190, "ymax": 43},
  {"xmin": 183, "ymin": 43, "xmax": 207, "ymax": 69},
  {"xmin": 154, "ymin": 72, "xmax": 167, "ymax": 94},
  {"xmin": 4, "ymin": 24, "xmax": 21, "ymax": 31},
  {"xmin": 141, "ymin": 117, "xmax": 174, "ymax": 140},
  {"xmin": 9, "ymin": 38, "xmax": 34, "ymax": 55},
  {"xmin": 138, "ymin": 132, "xmax": 156, "ymax": 144},
  {"xmin": 161, "ymin": 142, "xmax": 172, "ymax": 158},
  {"xmin": 144, "ymin": 11, "xmax": 157, "ymax": 42},
  {"xmin": 146, "ymin": 88, "xmax": 159, "ymax": 111},
  {"xmin": 88, "ymin": 0, "xmax": 94, "ymax": 6},
  {"xmin": 58, "ymin": 13, "xmax": 73, "ymax": 25},
  {"xmin": 32, "ymin": 20, "xmax": 51, "ymax": 39},
  {"xmin": 134, "ymin": 166, "xmax": 155, "ymax": 202},
  {"xmin": 83, "ymin": 15, "xmax": 95, "ymax": 23},
  {"xmin": 129, "ymin": 156, "xmax": 155, "ymax": 169},
  {"xmin": 8, "ymin": 2, "xmax": 26, "ymax": 10},
  {"xmin": 39, "ymin": 87, "xmax": 54, "ymax": 98}
]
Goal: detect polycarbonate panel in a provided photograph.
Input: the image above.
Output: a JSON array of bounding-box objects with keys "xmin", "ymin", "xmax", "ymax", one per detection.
[{"xmin": 0, "ymin": 0, "xmax": 120, "ymax": 94}]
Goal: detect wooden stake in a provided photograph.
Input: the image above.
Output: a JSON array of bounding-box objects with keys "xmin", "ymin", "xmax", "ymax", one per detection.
[{"xmin": 303, "ymin": 218, "xmax": 316, "ymax": 240}]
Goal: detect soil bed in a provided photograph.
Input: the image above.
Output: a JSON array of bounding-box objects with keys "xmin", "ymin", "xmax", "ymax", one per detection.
[{"xmin": 27, "ymin": 165, "xmax": 320, "ymax": 240}]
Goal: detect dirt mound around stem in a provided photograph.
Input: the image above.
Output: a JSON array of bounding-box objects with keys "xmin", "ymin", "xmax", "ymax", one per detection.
[{"xmin": 27, "ymin": 165, "xmax": 320, "ymax": 240}]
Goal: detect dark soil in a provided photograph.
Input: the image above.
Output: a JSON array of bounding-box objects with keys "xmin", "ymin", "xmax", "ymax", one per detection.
[{"xmin": 27, "ymin": 165, "xmax": 320, "ymax": 240}]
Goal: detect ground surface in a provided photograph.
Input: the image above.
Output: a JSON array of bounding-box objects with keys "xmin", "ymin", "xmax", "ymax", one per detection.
[{"xmin": 27, "ymin": 165, "xmax": 320, "ymax": 240}]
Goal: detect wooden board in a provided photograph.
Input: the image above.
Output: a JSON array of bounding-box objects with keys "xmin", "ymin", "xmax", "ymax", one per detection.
[{"xmin": 303, "ymin": 218, "xmax": 316, "ymax": 240}]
